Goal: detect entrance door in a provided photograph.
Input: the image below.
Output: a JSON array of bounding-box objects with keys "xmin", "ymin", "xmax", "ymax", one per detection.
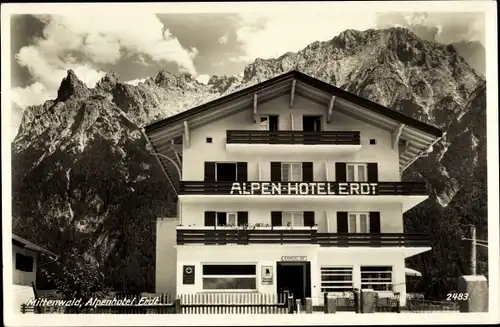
[{"xmin": 276, "ymin": 262, "xmax": 311, "ymax": 305}]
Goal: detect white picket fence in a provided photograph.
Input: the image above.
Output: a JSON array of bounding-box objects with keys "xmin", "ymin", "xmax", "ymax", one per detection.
[{"xmin": 179, "ymin": 292, "xmax": 289, "ymax": 314}]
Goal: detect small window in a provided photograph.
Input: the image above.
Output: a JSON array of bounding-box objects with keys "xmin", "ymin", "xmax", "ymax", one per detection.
[
  {"xmin": 369, "ymin": 139, "xmax": 376, "ymax": 145},
  {"xmin": 348, "ymin": 212, "xmax": 369, "ymax": 233},
  {"xmin": 16, "ymin": 253, "xmax": 34, "ymax": 272},
  {"xmin": 346, "ymin": 163, "xmax": 367, "ymax": 182},
  {"xmin": 361, "ymin": 266, "xmax": 393, "ymax": 291},
  {"xmin": 206, "ymin": 137, "xmax": 213, "ymax": 143},
  {"xmin": 215, "ymin": 212, "xmax": 238, "ymax": 226},
  {"xmin": 282, "ymin": 211, "xmax": 304, "ymax": 227},
  {"xmin": 281, "ymin": 163, "xmax": 303, "ymax": 181}
]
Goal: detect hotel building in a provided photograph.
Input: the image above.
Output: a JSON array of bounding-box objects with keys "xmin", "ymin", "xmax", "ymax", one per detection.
[{"xmin": 144, "ymin": 71, "xmax": 443, "ymax": 306}]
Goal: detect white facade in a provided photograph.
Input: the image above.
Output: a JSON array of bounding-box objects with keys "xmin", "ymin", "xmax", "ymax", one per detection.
[{"xmin": 150, "ymin": 75, "xmax": 441, "ymax": 308}]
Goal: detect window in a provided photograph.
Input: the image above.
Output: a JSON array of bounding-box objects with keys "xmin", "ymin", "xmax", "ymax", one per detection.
[
  {"xmin": 16, "ymin": 253, "xmax": 34, "ymax": 272},
  {"xmin": 361, "ymin": 266, "xmax": 393, "ymax": 291},
  {"xmin": 260, "ymin": 116, "xmax": 279, "ymax": 131},
  {"xmin": 206, "ymin": 137, "xmax": 213, "ymax": 143},
  {"xmin": 346, "ymin": 163, "xmax": 367, "ymax": 182},
  {"xmin": 202, "ymin": 264, "xmax": 257, "ymax": 290},
  {"xmin": 281, "ymin": 163, "xmax": 302, "ymax": 181},
  {"xmin": 282, "ymin": 211, "xmax": 304, "ymax": 227},
  {"xmin": 348, "ymin": 212, "xmax": 369, "ymax": 233},
  {"xmin": 320, "ymin": 267, "xmax": 354, "ymax": 293},
  {"xmin": 215, "ymin": 212, "xmax": 238, "ymax": 226},
  {"xmin": 369, "ymin": 139, "xmax": 376, "ymax": 145}
]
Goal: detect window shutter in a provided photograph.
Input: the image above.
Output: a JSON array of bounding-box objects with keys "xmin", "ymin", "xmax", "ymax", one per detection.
[
  {"xmin": 204, "ymin": 211, "xmax": 216, "ymax": 226},
  {"xmin": 236, "ymin": 162, "xmax": 248, "ymax": 182},
  {"xmin": 271, "ymin": 211, "xmax": 282, "ymax": 227},
  {"xmin": 302, "ymin": 162, "xmax": 314, "ymax": 182},
  {"xmin": 237, "ymin": 212, "xmax": 248, "ymax": 226},
  {"xmin": 367, "ymin": 163, "xmax": 379, "ymax": 182},
  {"xmin": 335, "ymin": 163, "xmax": 347, "ymax": 182},
  {"xmin": 270, "ymin": 162, "xmax": 282, "ymax": 181},
  {"xmin": 304, "ymin": 211, "xmax": 315, "ymax": 227},
  {"xmin": 204, "ymin": 162, "xmax": 216, "ymax": 181},
  {"xmin": 337, "ymin": 212, "xmax": 348, "ymax": 233},
  {"xmin": 369, "ymin": 212, "xmax": 381, "ymax": 233}
]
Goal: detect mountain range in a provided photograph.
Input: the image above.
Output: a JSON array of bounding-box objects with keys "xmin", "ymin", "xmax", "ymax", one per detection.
[{"xmin": 11, "ymin": 27, "xmax": 487, "ymax": 297}]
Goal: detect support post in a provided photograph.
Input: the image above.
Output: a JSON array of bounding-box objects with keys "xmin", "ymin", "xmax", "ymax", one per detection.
[
  {"xmin": 392, "ymin": 124, "xmax": 405, "ymax": 149},
  {"xmin": 305, "ymin": 298, "xmax": 313, "ymax": 313},
  {"xmin": 183, "ymin": 121, "xmax": 190, "ymax": 148},
  {"xmin": 295, "ymin": 299, "xmax": 301, "ymax": 313},
  {"xmin": 469, "ymin": 225, "xmax": 477, "ymax": 275},
  {"xmin": 290, "ymin": 79, "xmax": 296, "ymax": 108},
  {"xmin": 324, "ymin": 293, "xmax": 336, "ymax": 314},
  {"xmin": 457, "ymin": 275, "xmax": 488, "ymax": 312},
  {"xmin": 360, "ymin": 289, "xmax": 376, "ymax": 313},
  {"xmin": 174, "ymin": 298, "xmax": 181, "ymax": 314},
  {"xmin": 253, "ymin": 94, "xmax": 258, "ymax": 122},
  {"xmin": 287, "ymin": 293, "xmax": 294, "ymax": 314},
  {"xmin": 327, "ymin": 95, "xmax": 336, "ymax": 123}
]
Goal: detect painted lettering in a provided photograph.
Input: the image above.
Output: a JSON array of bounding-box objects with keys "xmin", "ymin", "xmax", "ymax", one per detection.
[
  {"xmin": 299, "ymin": 183, "xmax": 309, "ymax": 195},
  {"xmin": 350, "ymin": 183, "xmax": 360, "ymax": 195},
  {"xmin": 230, "ymin": 182, "xmax": 242, "ymax": 195},
  {"xmin": 317, "ymin": 183, "xmax": 326, "ymax": 195},
  {"xmin": 338, "ymin": 183, "xmax": 349, "ymax": 195},
  {"xmin": 272, "ymin": 182, "xmax": 282, "ymax": 195}
]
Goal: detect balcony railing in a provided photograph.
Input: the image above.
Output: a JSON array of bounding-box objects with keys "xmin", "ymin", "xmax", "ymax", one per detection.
[
  {"xmin": 226, "ymin": 130, "xmax": 361, "ymax": 145},
  {"xmin": 176, "ymin": 228, "xmax": 430, "ymax": 247},
  {"xmin": 179, "ymin": 181, "xmax": 428, "ymax": 196}
]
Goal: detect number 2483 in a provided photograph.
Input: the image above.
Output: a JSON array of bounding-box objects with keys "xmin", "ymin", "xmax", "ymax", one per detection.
[{"xmin": 447, "ymin": 293, "xmax": 469, "ymax": 301}]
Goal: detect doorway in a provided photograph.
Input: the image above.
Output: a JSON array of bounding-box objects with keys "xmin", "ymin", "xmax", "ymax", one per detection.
[
  {"xmin": 276, "ymin": 262, "xmax": 311, "ymax": 305},
  {"xmin": 302, "ymin": 116, "xmax": 322, "ymax": 132},
  {"xmin": 216, "ymin": 163, "xmax": 237, "ymax": 181}
]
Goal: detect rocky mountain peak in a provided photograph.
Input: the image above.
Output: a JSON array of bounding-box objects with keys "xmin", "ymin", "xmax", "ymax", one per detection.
[
  {"xmin": 96, "ymin": 72, "xmax": 120, "ymax": 92},
  {"xmin": 57, "ymin": 69, "xmax": 90, "ymax": 102},
  {"xmin": 155, "ymin": 70, "xmax": 177, "ymax": 88}
]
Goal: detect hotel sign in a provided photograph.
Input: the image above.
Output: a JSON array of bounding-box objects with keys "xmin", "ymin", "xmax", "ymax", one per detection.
[{"xmin": 229, "ymin": 182, "xmax": 378, "ymax": 196}]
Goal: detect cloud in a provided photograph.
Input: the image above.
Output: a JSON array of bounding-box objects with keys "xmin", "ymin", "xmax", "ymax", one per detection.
[
  {"xmin": 232, "ymin": 12, "xmax": 378, "ymax": 62},
  {"xmin": 125, "ymin": 78, "xmax": 148, "ymax": 86},
  {"xmin": 374, "ymin": 12, "xmax": 485, "ymax": 45},
  {"xmin": 12, "ymin": 13, "xmax": 199, "ymax": 109},
  {"xmin": 218, "ymin": 33, "xmax": 229, "ymax": 44},
  {"xmin": 196, "ymin": 74, "xmax": 210, "ymax": 84}
]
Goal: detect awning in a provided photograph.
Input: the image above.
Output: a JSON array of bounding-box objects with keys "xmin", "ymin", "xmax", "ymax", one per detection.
[{"xmin": 405, "ymin": 267, "xmax": 422, "ymax": 277}]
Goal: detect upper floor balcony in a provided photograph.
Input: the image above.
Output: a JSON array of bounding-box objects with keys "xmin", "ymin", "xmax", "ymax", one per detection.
[
  {"xmin": 179, "ymin": 181, "xmax": 429, "ymax": 212},
  {"xmin": 225, "ymin": 130, "xmax": 361, "ymax": 155},
  {"xmin": 176, "ymin": 227, "xmax": 430, "ymax": 256}
]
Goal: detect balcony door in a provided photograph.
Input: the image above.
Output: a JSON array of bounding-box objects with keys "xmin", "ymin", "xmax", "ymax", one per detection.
[
  {"xmin": 204, "ymin": 162, "xmax": 248, "ymax": 182},
  {"xmin": 302, "ymin": 116, "xmax": 322, "ymax": 132},
  {"xmin": 260, "ymin": 116, "xmax": 279, "ymax": 131}
]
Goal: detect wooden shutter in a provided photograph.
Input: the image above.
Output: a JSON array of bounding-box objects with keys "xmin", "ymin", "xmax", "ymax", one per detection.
[
  {"xmin": 302, "ymin": 162, "xmax": 314, "ymax": 182},
  {"xmin": 303, "ymin": 211, "xmax": 315, "ymax": 227},
  {"xmin": 236, "ymin": 162, "xmax": 248, "ymax": 182},
  {"xmin": 337, "ymin": 212, "xmax": 348, "ymax": 233},
  {"xmin": 270, "ymin": 162, "xmax": 282, "ymax": 181},
  {"xmin": 204, "ymin": 162, "xmax": 216, "ymax": 181},
  {"xmin": 271, "ymin": 211, "xmax": 282, "ymax": 227},
  {"xmin": 369, "ymin": 212, "xmax": 381, "ymax": 233},
  {"xmin": 335, "ymin": 163, "xmax": 347, "ymax": 182},
  {"xmin": 367, "ymin": 163, "xmax": 379, "ymax": 182},
  {"xmin": 237, "ymin": 212, "xmax": 248, "ymax": 226},
  {"xmin": 204, "ymin": 211, "xmax": 216, "ymax": 226}
]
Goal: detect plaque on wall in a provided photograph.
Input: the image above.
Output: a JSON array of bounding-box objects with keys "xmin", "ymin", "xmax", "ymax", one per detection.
[
  {"xmin": 182, "ymin": 265, "xmax": 195, "ymax": 285},
  {"xmin": 261, "ymin": 266, "xmax": 273, "ymax": 285}
]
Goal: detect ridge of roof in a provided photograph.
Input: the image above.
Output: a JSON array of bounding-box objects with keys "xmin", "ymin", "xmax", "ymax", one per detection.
[{"xmin": 144, "ymin": 70, "xmax": 442, "ymax": 137}]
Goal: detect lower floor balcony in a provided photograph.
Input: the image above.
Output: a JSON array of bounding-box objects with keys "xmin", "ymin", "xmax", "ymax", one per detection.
[{"xmin": 176, "ymin": 227, "xmax": 429, "ymax": 248}]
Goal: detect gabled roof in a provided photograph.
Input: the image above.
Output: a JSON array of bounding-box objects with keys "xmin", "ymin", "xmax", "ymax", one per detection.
[
  {"xmin": 12, "ymin": 233, "xmax": 58, "ymax": 258},
  {"xmin": 145, "ymin": 70, "xmax": 442, "ymax": 137},
  {"xmin": 144, "ymin": 70, "xmax": 443, "ymax": 193}
]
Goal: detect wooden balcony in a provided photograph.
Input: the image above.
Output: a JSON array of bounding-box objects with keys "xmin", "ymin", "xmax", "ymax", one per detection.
[
  {"xmin": 176, "ymin": 228, "xmax": 430, "ymax": 247},
  {"xmin": 179, "ymin": 181, "xmax": 428, "ymax": 196},
  {"xmin": 226, "ymin": 130, "xmax": 361, "ymax": 145}
]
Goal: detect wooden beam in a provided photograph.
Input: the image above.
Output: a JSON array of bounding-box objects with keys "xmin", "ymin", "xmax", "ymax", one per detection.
[
  {"xmin": 170, "ymin": 139, "xmax": 182, "ymax": 166},
  {"xmin": 324, "ymin": 161, "xmax": 329, "ymax": 180},
  {"xmin": 253, "ymin": 94, "xmax": 258, "ymax": 123},
  {"xmin": 290, "ymin": 79, "xmax": 296, "ymax": 108},
  {"xmin": 326, "ymin": 95, "xmax": 336, "ymax": 123},
  {"xmin": 183, "ymin": 121, "xmax": 190, "ymax": 148},
  {"xmin": 290, "ymin": 113, "xmax": 294, "ymax": 131},
  {"xmin": 400, "ymin": 140, "xmax": 412, "ymax": 157},
  {"xmin": 392, "ymin": 124, "xmax": 405, "ymax": 149}
]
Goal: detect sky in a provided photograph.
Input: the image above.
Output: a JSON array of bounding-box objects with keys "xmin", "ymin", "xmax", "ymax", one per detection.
[{"xmin": 6, "ymin": 8, "xmax": 487, "ymax": 140}]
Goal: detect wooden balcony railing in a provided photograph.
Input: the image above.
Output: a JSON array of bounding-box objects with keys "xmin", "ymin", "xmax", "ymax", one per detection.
[
  {"xmin": 176, "ymin": 229, "xmax": 430, "ymax": 247},
  {"xmin": 179, "ymin": 181, "xmax": 428, "ymax": 196},
  {"xmin": 226, "ymin": 130, "xmax": 361, "ymax": 145}
]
